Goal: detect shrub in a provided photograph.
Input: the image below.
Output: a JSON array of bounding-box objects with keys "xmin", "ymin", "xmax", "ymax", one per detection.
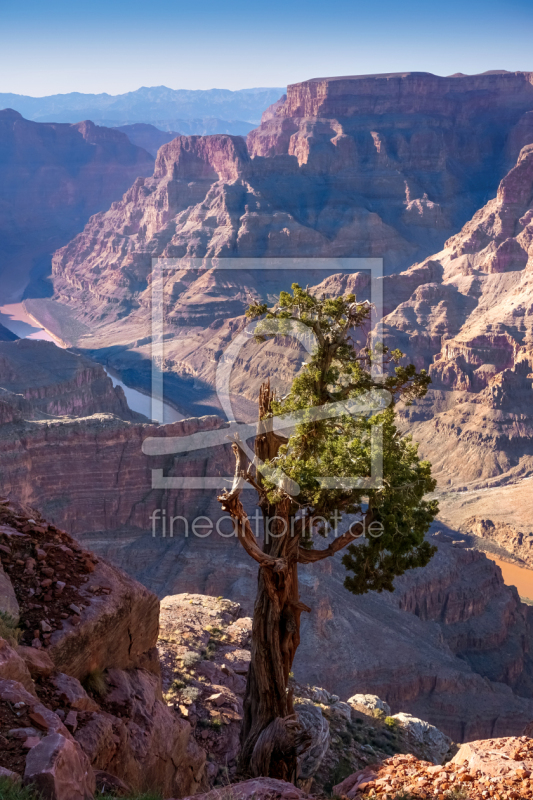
[
  {"xmin": 385, "ymin": 715, "xmax": 399, "ymax": 729},
  {"xmin": 182, "ymin": 686, "xmax": 200, "ymax": 703},
  {"xmin": 181, "ymin": 651, "xmax": 201, "ymax": 668},
  {"xmin": 0, "ymin": 777, "xmax": 41, "ymax": 799},
  {"xmin": 204, "ymin": 642, "xmax": 217, "ymax": 659},
  {"xmin": 83, "ymin": 668, "xmax": 107, "ymax": 698},
  {"xmin": 0, "ymin": 611, "xmax": 22, "ymax": 646}
]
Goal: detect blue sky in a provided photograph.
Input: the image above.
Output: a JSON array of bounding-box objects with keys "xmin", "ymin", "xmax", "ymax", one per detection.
[{"xmin": 2, "ymin": 0, "xmax": 532, "ymax": 95}]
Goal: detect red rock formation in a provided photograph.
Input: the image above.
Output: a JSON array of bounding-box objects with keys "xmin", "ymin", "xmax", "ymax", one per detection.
[
  {"xmin": 335, "ymin": 743, "xmax": 533, "ymax": 799},
  {"xmin": 39, "ymin": 71, "xmax": 533, "ymax": 418},
  {"xmin": 273, "ymin": 71, "xmax": 533, "ymax": 119},
  {"xmin": 373, "ymin": 143, "xmax": 533, "ymax": 488},
  {"xmin": 0, "ymin": 497, "xmax": 207, "ymax": 797}
]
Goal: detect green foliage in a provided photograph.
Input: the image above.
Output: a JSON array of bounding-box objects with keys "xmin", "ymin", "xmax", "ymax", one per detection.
[
  {"xmin": 182, "ymin": 686, "xmax": 200, "ymax": 703},
  {"xmin": 0, "ymin": 611, "xmax": 22, "ymax": 645},
  {"xmin": 181, "ymin": 650, "xmax": 201, "ymax": 668},
  {"xmin": 248, "ymin": 283, "xmax": 438, "ymax": 594},
  {"xmin": 385, "ymin": 715, "xmax": 399, "ymax": 729},
  {"xmin": 83, "ymin": 668, "xmax": 107, "ymax": 699},
  {"xmin": 0, "ymin": 778, "xmax": 42, "ymax": 799},
  {"xmin": 98, "ymin": 793, "xmax": 163, "ymax": 800},
  {"xmin": 204, "ymin": 642, "xmax": 217, "ymax": 659}
]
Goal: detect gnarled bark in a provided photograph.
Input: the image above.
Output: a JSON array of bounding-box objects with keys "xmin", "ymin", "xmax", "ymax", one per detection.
[{"xmin": 217, "ymin": 380, "xmax": 355, "ymax": 780}]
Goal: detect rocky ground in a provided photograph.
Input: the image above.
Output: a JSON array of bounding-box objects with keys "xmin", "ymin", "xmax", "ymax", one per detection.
[
  {"xmin": 3, "ymin": 498, "xmax": 533, "ymax": 800},
  {"xmin": 156, "ymin": 593, "xmax": 454, "ymax": 793},
  {"xmin": 0, "ymin": 496, "xmax": 207, "ymax": 799},
  {"xmin": 334, "ymin": 737, "xmax": 533, "ymax": 799}
]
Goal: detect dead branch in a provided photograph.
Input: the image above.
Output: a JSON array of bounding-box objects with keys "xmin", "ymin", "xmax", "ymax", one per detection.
[{"xmin": 297, "ymin": 513, "xmax": 372, "ymax": 563}]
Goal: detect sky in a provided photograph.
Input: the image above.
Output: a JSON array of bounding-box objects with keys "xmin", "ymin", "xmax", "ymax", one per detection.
[{"xmin": 1, "ymin": 0, "xmax": 532, "ymax": 96}]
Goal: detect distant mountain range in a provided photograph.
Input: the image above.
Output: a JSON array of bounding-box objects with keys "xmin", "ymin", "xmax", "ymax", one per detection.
[{"xmin": 0, "ymin": 86, "xmax": 286, "ymax": 132}]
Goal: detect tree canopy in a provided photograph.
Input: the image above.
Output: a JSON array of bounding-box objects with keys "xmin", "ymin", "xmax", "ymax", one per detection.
[{"xmin": 245, "ymin": 282, "xmax": 438, "ymax": 595}]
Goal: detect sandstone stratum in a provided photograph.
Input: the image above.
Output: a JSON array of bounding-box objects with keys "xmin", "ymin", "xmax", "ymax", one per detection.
[{"xmin": 8, "ymin": 68, "xmax": 533, "ymax": 798}]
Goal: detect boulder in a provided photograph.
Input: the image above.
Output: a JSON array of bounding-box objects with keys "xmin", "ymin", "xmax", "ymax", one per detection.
[
  {"xmin": 48, "ymin": 558, "xmax": 160, "ymax": 681},
  {"xmin": 176, "ymin": 777, "xmax": 311, "ymax": 800},
  {"xmin": 333, "ymin": 768, "xmax": 379, "ymax": 799},
  {"xmin": 24, "ymin": 733, "xmax": 96, "ymax": 800},
  {"xmin": 346, "ymin": 693, "xmax": 391, "ymax": 716},
  {"xmin": 451, "ymin": 736, "xmax": 533, "ymax": 777},
  {"xmin": 0, "ymin": 561, "xmax": 19, "ymax": 620},
  {"xmin": 0, "ymin": 766, "xmax": 21, "ymax": 782},
  {"xmin": 75, "ymin": 668, "xmax": 206, "ymax": 798},
  {"xmin": 0, "ymin": 639, "xmax": 36, "ymax": 695},
  {"xmin": 51, "ymin": 673, "xmax": 100, "ymax": 712},
  {"xmin": 393, "ymin": 712, "xmax": 452, "ymax": 765},
  {"xmin": 16, "ymin": 646, "xmax": 54, "ymax": 678},
  {"xmin": 393, "ymin": 712, "xmax": 452, "ymax": 764},
  {"xmin": 0, "ymin": 679, "xmax": 70, "ymax": 737}
]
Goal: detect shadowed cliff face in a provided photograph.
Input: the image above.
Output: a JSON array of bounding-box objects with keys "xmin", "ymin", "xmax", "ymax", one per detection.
[
  {"xmin": 0, "ymin": 339, "xmax": 146, "ymax": 422},
  {"xmin": 0, "ymin": 323, "xmax": 17, "ymax": 342},
  {"xmin": 0, "ymin": 109, "xmax": 154, "ymax": 301}
]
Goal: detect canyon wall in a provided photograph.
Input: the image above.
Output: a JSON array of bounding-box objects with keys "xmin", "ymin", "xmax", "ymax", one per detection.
[
  {"xmin": 374, "ymin": 142, "xmax": 533, "ymax": 490},
  {"xmin": 37, "ymin": 71, "xmax": 533, "ymax": 419},
  {"xmin": 0, "ymin": 339, "xmax": 145, "ymax": 422},
  {"xmin": 0, "ymin": 408, "xmax": 532, "ymax": 741},
  {"xmin": 0, "ymin": 109, "xmax": 154, "ymax": 300}
]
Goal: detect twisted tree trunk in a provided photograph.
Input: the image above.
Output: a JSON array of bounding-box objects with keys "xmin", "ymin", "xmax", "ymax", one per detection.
[
  {"xmin": 240, "ymin": 383, "xmax": 309, "ymax": 779},
  {"xmin": 218, "ymin": 381, "xmax": 365, "ymax": 779},
  {"xmin": 240, "ymin": 514, "xmax": 310, "ymax": 779}
]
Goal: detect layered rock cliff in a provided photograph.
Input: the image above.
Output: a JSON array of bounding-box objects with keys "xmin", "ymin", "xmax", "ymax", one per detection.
[
  {"xmin": 50, "ymin": 70, "xmax": 533, "ymax": 314},
  {"xmin": 0, "ymin": 109, "xmax": 154, "ymax": 301},
  {"xmin": 0, "ymin": 339, "xmax": 145, "ymax": 422},
  {"xmin": 0, "ymin": 406, "xmax": 532, "ymax": 742},
  {"xmin": 374, "ymin": 142, "xmax": 533, "ymax": 489},
  {"xmin": 38, "ymin": 71, "xmax": 533, "ymax": 416}
]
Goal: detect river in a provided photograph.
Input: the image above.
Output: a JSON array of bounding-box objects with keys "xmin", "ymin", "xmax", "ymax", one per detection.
[
  {"xmin": 0, "ymin": 301, "xmax": 184, "ymax": 423},
  {"xmin": 486, "ymin": 555, "xmax": 533, "ymax": 603}
]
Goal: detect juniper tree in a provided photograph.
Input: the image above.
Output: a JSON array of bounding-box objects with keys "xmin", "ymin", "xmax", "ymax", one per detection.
[{"xmin": 217, "ymin": 284, "xmax": 438, "ymax": 781}]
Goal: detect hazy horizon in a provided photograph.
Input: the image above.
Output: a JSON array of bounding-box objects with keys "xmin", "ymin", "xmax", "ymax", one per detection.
[{"xmin": 2, "ymin": 0, "xmax": 532, "ymax": 96}]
